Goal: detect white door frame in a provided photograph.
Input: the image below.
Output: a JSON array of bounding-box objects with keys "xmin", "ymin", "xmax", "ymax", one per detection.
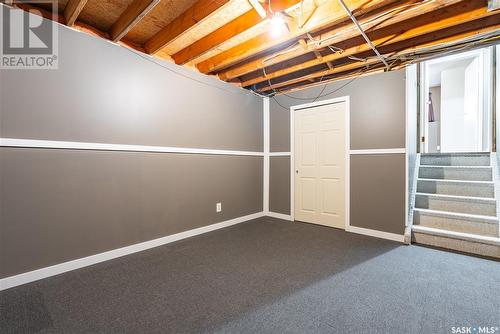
[
  {"xmin": 290, "ymin": 96, "xmax": 350, "ymax": 229},
  {"xmin": 419, "ymin": 48, "xmax": 492, "ymax": 153}
]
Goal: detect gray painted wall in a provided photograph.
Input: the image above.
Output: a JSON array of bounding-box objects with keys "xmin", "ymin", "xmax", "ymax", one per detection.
[
  {"xmin": 0, "ymin": 13, "xmax": 263, "ymax": 278},
  {"xmin": 351, "ymin": 154, "xmax": 406, "ymax": 234},
  {"xmin": 0, "ymin": 8, "xmax": 262, "ymax": 152},
  {"xmin": 269, "ymin": 156, "xmax": 291, "ymax": 215},
  {"xmin": 0, "ymin": 149, "xmax": 262, "ymax": 277},
  {"xmin": 270, "ymin": 70, "xmax": 405, "ymax": 152},
  {"xmin": 269, "ymin": 70, "xmax": 407, "ymax": 235}
]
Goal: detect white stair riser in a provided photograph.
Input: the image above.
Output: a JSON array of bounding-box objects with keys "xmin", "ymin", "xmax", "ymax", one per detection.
[
  {"xmin": 417, "ymin": 180, "xmax": 494, "ymax": 198},
  {"xmin": 412, "ymin": 232, "xmax": 500, "ymax": 258},
  {"xmin": 413, "ymin": 212, "xmax": 499, "ymax": 237},
  {"xmin": 420, "ymin": 156, "xmax": 490, "ymax": 166},
  {"xmin": 418, "ymin": 167, "xmax": 492, "ymax": 181},
  {"xmin": 415, "ymin": 196, "xmax": 496, "ymax": 216}
]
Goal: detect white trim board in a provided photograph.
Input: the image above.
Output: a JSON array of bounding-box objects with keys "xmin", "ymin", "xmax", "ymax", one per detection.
[
  {"xmin": 266, "ymin": 212, "xmax": 293, "ymax": 221},
  {"xmin": 263, "ymin": 98, "xmax": 270, "ymax": 213},
  {"xmin": 346, "ymin": 226, "xmax": 405, "ymax": 243},
  {"xmin": 269, "ymin": 152, "xmax": 291, "ymax": 156},
  {"xmin": 350, "ymin": 148, "xmax": 406, "ymax": 155},
  {"xmin": 0, "ymin": 212, "xmax": 265, "ymax": 291},
  {"xmin": 0, "ymin": 138, "xmax": 265, "ymax": 157}
]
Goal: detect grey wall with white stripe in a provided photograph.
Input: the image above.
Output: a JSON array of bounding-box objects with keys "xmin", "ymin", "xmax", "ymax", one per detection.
[
  {"xmin": 269, "ymin": 70, "xmax": 407, "ymax": 234},
  {"xmin": 0, "ymin": 24, "xmax": 262, "ymax": 151},
  {"xmin": 0, "ymin": 13, "xmax": 263, "ymax": 278}
]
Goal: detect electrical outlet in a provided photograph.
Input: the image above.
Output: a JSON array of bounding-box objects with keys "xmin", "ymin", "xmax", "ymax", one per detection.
[{"xmin": 216, "ymin": 202, "xmax": 222, "ymax": 213}]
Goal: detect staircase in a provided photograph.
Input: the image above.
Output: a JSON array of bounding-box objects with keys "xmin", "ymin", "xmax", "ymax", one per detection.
[{"xmin": 411, "ymin": 153, "xmax": 500, "ymax": 258}]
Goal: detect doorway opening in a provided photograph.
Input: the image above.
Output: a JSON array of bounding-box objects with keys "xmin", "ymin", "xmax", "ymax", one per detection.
[{"xmin": 419, "ymin": 47, "xmax": 494, "ymax": 153}]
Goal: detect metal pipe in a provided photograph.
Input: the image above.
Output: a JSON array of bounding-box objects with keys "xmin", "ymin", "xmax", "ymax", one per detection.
[{"xmin": 337, "ymin": 0, "xmax": 390, "ymax": 70}]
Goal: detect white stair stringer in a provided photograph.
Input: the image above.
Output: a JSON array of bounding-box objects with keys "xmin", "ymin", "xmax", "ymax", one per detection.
[{"xmin": 405, "ymin": 154, "xmax": 420, "ymax": 245}]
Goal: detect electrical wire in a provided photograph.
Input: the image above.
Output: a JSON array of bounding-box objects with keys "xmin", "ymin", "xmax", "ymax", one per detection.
[
  {"xmin": 282, "ymin": 68, "xmax": 364, "ymax": 101},
  {"xmin": 266, "ymin": 30, "xmax": 500, "ymax": 102},
  {"xmin": 271, "ymin": 75, "xmax": 359, "ymax": 109},
  {"xmin": 125, "ymin": 0, "xmax": 498, "ymax": 103},
  {"xmin": 261, "ymin": 0, "xmax": 436, "ymax": 66},
  {"xmin": 317, "ymin": 0, "xmax": 436, "ymax": 47},
  {"xmin": 337, "ymin": 0, "xmax": 389, "ymax": 69},
  {"xmin": 270, "ymin": 67, "xmax": 366, "ymax": 110},
  {"xmin": 258, "ymin": 0, "xmax": 437, "ymax": 92}
]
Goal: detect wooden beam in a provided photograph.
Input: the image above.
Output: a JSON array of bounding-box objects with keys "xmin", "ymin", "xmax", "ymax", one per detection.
[
  {"xmin": 13, "ymin": 2, "xmax": 146, "ymax": 53},
  {"xmin": 110, "ymin": 0, "xmax": 160, "ymax": 42},
  {"xmin": 171, "ymin": 0, "xmax": 302, "ymax": 65},
  {"xmin": 217, "ymin": 0, "xmax": 463, "ymax": 81},
  {"xmin": 313, "ymin": 50, "xmax": 333, "ymax": 69},
  {"xmin": 144, "ymin": 0, "xmax": 231, "ymax": 54},
  {"xmin": 64, "ymin": 0, "xmax": 88, "ymax": 26},
  {"xmin": 196, "ymin": 0, "xmax": 400, "ymax": 74},
  {"xmin": 242, "ymin": 0, "xmax": 494, "ymax": 87},
  {"xmin": 248, "ymin": 0, "xmax": 267, "ymax": 18},
  {"xmin": 11, "ymin": 2, "xmax": 65, "ymax": 23},
  {"xmin": 260, "ymin": 59, "xmax": 379, "ymax": 92},
  {"xmin": 259, "ymin": 16, "xmax": 500, "ymax": 93}
]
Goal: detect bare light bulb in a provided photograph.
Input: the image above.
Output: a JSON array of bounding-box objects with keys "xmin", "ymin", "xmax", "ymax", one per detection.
[{"xmin": 270, "ymin": 12, "xmax": 285, "ymax": 37}]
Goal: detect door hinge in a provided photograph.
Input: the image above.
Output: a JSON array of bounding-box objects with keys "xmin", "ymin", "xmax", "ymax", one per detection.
[{"xmin": 421, "ymin": 136, "xmax": 425, "ymax": 143}]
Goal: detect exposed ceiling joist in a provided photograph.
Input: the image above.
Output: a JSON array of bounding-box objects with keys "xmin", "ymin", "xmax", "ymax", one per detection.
[
  {"xmin": 260, "ymin": 59, "xmax": 378, "ymax": 92},
  {"xmin": 242, "ymin": 0, "xmax": 495, "ymax": 88},
  {"xmin": 278, "ymin": 28, "xmax": 500, "ymax": 96},
  {"xmin": 196, "ymin": 0, "xmax": 399, "ymax": 74},
  {"xmin": 277, "ymin": 66, "xmax": 388, "ymax": 95},
  {"xmin": 144, "ymin": 0, "xmax": 232, "ymax": 54},
  {"xmin": 248, "ymin": 0, "xmax": 267, "ymax": 18},
  {"xmin": 338, "ymin": 0, "xmax": 390, "ymax": 69},
  {"xmin": 171, "ymin": 0, "xmax": 303, "ymax": 65},
  {"xmin": 64, "ymin": 0, "xmax": 88, "ymax": 27},
  {"xmin": 10, "ymin": 1, "xmax": 145, "ymax": 53},
  {"xmin": 7, "ymin": 0, "xmax": 498, "ymax": 94},
  {"xmin": 313, "ymin": 50, "xmax": 333, "ymax": 69},
  {"xmin": 218, "ymin": 0, "xmax": 461, "ymax": 81},
  {"xmin": 263, "ymin": 15, "xmax": 500, "ymax": 93},
  {"xmin": 110, "ymin": 0, "xmax": 161, "ymax": 42}
]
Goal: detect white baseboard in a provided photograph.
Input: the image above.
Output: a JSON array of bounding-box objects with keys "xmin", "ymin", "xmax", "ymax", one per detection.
[
  {"xmin": 346, "ymin": 226, "xmax": 405, "ymax": 243},
  {"xmin": 0, "ymin": 212, "xmax": 264, "ymax": 291},
  {"xmin": 266, "ymin": 212, "xmax": 293, "ymax": 221}
]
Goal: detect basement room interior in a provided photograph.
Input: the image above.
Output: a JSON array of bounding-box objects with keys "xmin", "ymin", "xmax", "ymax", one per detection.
[{"xmin": 0, "ymin": 0, "xmax": 499, "ymax": 333}]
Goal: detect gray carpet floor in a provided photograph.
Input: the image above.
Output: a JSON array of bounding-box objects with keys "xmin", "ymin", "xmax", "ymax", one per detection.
[{"xmin": 1, "ymin": 217, "xmax": 499, "ymax": 334}]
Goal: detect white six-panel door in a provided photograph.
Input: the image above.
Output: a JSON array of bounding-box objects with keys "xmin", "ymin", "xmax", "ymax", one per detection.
[{"xmin": 294, "ymin": 101, "xmax": 346, "ymax": 229}]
